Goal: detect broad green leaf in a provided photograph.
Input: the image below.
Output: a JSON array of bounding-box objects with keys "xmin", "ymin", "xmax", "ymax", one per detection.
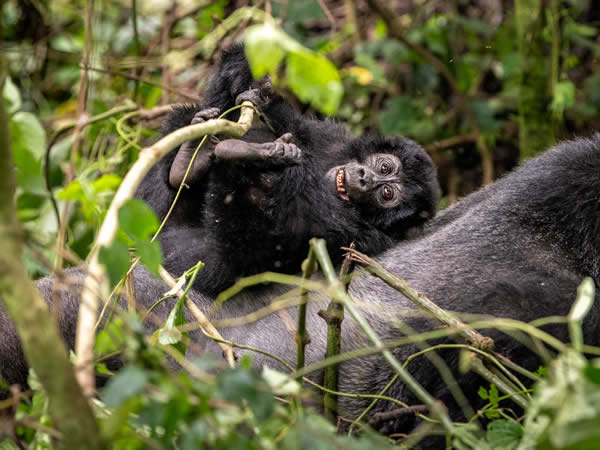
[
  {"xmin": 95, "ymin": 317, "xmax": 126, "ymax": 355},
  {"xmin": 99, "ymin": 240, "xmax": 130, "ymax": 289},
  {"xmin": 3, "ymin": 77, "xmax": 21, "ymax": 114},
  {"xmin": 219, "ymin": 368, "xmax": 274, "ymax": 421},
  {"xmin": 135, "ymin": 239, "xmax": 163, "ymax": 275},
  {"xmin": 584, "ymin": 363, "xmax": 600, "ymax": 385},
  {"xmin": 118, "ymin": 198, "xmax": 159, "ymax": 240},
  {"xmin": 10, "ymin": 112, "xmax": 46, "ymax": 194},
  {"xmin": 244, "ymin": 24, "xmax": 289, "ymax": 78},
  {"xmin": 92, "ymin": 174, "xmax": 122, "ymax": 193},
  {"xmin": 102, "ymin": 366, "xmax": 148, "ymax": 407},
  {"xmin": 487, "ymin": 420, "xmax": 522, "ymax": 450},
  {"xmin": 286, "ymin": 50, "xmax": 343, "ymax": 115},
  {"xmin": 10, "ymin": 111, "xmax": 46, "ymax": 159},
  {"xmin": 157, "ymin": 324, "xmax": 182, "ymax": 346}
]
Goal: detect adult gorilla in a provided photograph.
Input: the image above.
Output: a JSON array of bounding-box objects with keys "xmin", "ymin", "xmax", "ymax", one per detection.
[{"xmin": 1, "ymin": 135, "xmax": 600, "ymax": 446}]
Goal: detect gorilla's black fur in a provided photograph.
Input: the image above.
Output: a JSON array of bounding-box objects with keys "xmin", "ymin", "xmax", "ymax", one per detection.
[{"xmin": 136, "ymin": 45, "xmax": 439, "ymax": 295}]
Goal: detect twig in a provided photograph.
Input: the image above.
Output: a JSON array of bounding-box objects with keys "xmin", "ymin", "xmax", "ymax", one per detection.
[
  {"xmin": 86, "ymin": 66, "xmax": 202, "ymax": 102},
  {"xmin": 309, "ymin": 239, "xmax": 463, "ymax": 443},
  {"xmin": 158, "ymin": 266, "xmax": 236, "ymax": 367},
  {"xmin": 131, "ymin": 0, "xmax": 140, "ymax": 99},
  {"xmin": 296, "ymin": 247, "xmax": 317, "ymax": 378},
  {"xmin": 316, "ymin": 0, "xmax": 337, "ymax": 37},
  {"xmin": 75, "ymin": 102, "xmax": 255, "ymax": 396},
  {"xmin": 425, "ymin": 132, "xmax": 479, "ymax": 153},
  {"xmin": 160, "ymin": 7, "xmax": 176, "ymax": 104},
  {"xmin": 469, "ymin": 356, "xmax": 528, "ymax": 409},
  {"xmin": 346, "ymin": 248, "xmax": 494, "ymax": 351},
  {"xmin": 368, "ymin": 405, "xmax": 428, "ymax": 427},
  {"xmin": 317, "ymin": 242, "xmax": 354, "ymax": 420}
]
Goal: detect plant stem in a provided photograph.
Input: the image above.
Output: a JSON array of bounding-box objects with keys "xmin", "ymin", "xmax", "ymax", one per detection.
[{"xmin": 296, "ymin": 248, "xmax": 316, "ymax": 377}]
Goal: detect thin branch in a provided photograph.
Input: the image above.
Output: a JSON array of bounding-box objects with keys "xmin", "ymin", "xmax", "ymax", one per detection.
[
  {"xmin": 159, "ymin": 266, "xmax": 236, "ymax": 367},
  {"xmin": 346, "ymin": 248, "xmax": 494, "ymax": 351},
  {"xmin": 425, "ymin": 132, "xmax": 479, "ymax": 153},
  {"xmin": 368, "ymin": 405, "xmax": 429, "ymax": 427},
  {"xmin": 75, "ymin": 102, "xmax": 255, "ymax": 396},
  {"xmin": 86, "ymin": 66, "xmax": 202, "ymax": 102},
  {"xmin": 318, "ymin": 242, "xmax": 354, "ymax": 420},
  {"xmin": 296, "ymin": 248, "xmax": 317, "ymax": 378}
]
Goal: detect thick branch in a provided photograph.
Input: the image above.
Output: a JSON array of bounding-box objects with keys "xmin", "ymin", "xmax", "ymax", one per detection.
[
  {"xmin": 0, "ymin": 66, "xmax": 102, "ymax": 449},
  {"xmin": 75, "ymin": 102, "xmax": 255, "ymax": 396}
]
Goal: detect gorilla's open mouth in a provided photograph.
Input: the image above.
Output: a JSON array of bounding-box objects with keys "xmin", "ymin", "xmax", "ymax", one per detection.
[{"xmin": 336, "ymin": 168, "xmax": 350, "ymax": 201}]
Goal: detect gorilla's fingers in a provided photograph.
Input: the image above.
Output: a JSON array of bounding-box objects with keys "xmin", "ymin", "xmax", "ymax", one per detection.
[
  {"xmin": 191, "ymin": 107, "xmax": 220, "ymax": 123},
  {"xmin": 276, "ymin": 133, "xmax": 293, "ymax": 143}
]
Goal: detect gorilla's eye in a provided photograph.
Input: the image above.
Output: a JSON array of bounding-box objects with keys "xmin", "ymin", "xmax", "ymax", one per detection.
[
  {"xmin": 382, "ymin": 185, "xmax": 393, "ymax": 201},
  {"xmin": 381, "ymin": 163, "xmax": 391, "ymax": 175}
]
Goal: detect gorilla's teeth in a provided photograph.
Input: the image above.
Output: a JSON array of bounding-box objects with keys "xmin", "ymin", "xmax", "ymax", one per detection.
[{"xmin": 336, "ymin": 168, "xmax": 349, "ymax": 201}]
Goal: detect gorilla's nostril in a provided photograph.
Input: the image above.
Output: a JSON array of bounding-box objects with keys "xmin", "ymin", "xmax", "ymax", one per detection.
[{"xmin": 359, "ymin": 168, "xmax": 365, "ymax": 178}]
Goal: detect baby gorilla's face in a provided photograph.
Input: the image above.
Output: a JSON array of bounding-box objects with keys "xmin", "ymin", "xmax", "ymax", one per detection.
[{"xmin": 326, "ymin": 153, "xmax": 404, "ymax": 209}]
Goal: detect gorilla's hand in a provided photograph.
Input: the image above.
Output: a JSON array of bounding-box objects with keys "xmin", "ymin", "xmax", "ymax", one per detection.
[
  {"xmin": 235, "ymin": 77, "xmax": 272, "ymax": 109},
  {"xmin": 169, "ymin": 107, "xmax": 221, "ymax": 188},
  {"xmin": 215, "ymin": 133, "xmax": 302, "ymax": 165}
]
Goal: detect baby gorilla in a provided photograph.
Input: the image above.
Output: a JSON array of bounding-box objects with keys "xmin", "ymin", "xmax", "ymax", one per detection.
[{"xmin": 137, "ymin": 45, "xmax": 439, "ymax": 295}]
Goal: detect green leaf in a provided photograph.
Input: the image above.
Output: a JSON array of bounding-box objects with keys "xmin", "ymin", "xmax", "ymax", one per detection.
[
  {"xmin": 92, "ymin": 174, "xmax": 122, "ymax": 193},
  {"xmin": 470, "ymin": 100, "xmax": 499, "ymax": 133},
  {"xmin": 95, "ymin": 317, "xmax": 126, "ymax": 355},
  {"xmin": 163, "ymin": 275, "xmax": 187, "ymax": 297},
  {"xmin": 98, "ymin": 240, "xmax": 130, "ymax": 289},
  {"xmin": 487, "ymin": 420, "xmax": 522, "ymax": 450},
  {"xmin": 569, "ymin": 277, "xmax": 595, "ymax": 322},
  {"xmin": 118, "ymin": 198, "xmax": 159, "ymax": 240},
  {"xmin": 478, "ymin": 386, "xmax": 489, "ymax": 400},
  {"xmin": 262, "ymin": 366, "xmax": 300, "ymax": 395},
  {"xmin": 287, "ymin": 50, "xmax": 343, "ymax": 115},
  {"xmin": 244, "ymin": 24, "xmax": 290, "ymax": 78},
  {"xmin": 135, "ymin": 239, "xmax": 163, "ymax": 275},
  {"xmin": 551, "ymin": 81, "xmax": 575, "ymax": 115},
  {"xmin": 244, "ymin": 24, "xmax": 342, "ymax": 115},
  {"xmin": 102, "ymin": 366, "xmax": 149, "ymax": 407},
  {"xmin": 57, "ymin": 180, "xmax": 84, "ymax": 201},
  {"xmin": 10, "ymin": 111, "xmax": 46, "ymax": 159},
  {"xmin": 10, "ymin": 111, "xmax": 47, "ymax": 194},
  {"xmin": 3, "ymin": 77, "xmax": 21, "ymax": 114},
  {"xmin": 219, "ymin": 368, "xmax": 275, "ymax": 421},
  {"xmin": 584, "ymin": 363, "xmax": 600, "ymax": 385},
  {"xmin": 157, "ymin": 324, "xmax": 182, "ymax": 346}
]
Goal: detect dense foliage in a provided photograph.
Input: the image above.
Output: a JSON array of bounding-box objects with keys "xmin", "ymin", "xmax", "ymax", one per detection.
[{"xmin": 2, "ymin": 0, "xmax": 600, "ymax": 448}]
